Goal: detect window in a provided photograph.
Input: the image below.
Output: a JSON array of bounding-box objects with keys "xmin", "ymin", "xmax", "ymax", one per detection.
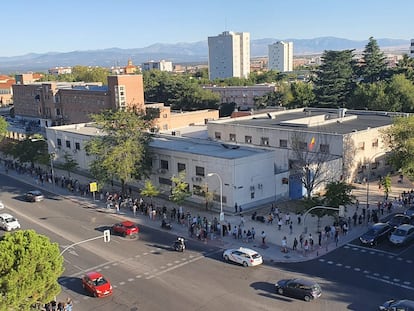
[
  {"xmin": 192, "ymin": 184, "xmax": 205, "ymax": 197},
  {"xmin": 372, "ymin": 139, "xmax": 379, "ymax": 147},
  {"xmin": 195, "ymin": 166, "xmax": 205, "ymax": 177},
  {"xmin": 279, "ymin": 139, "xmax": 288, "ymax": 148},
  {"xmin": 160, "ymin": 160, "xmax": 169, "ymax": 170},
  {"xmin": 159, "ymin": 177, "xmax": 172, "ymax": 185},
  {"xmin": 261, "ymin": 137, "xmax": 269, "ymax": 146},
  {"xmin": 245, "ymin": 136, "xmax": 252, "ymax": 143},
  {"xmin": 358, "ymin": 142, "xmax": 365, "ymax": 150},
  {"xmin": 57, "ymin": 138, "xmax": 62, "ymax": 147},
  {"xmin": 229, "ymin": 133, "xmax": 236, "ymax": 141},
  {"xmin": 215, "ymin": 132, "xmax": 221, "ymax": 139},
  {"xmin": 320, "ymin": 144, "xmax": 329, "ymax": 153},
  {"xmin": 177, "ymin": 163, "xmax": 186, "ymax": 172},
  {"xmin": 299, "ymin": 142, "xmax": 307, "ymax": 150},
  {"xmin": 65, "ymin": 140, "xmax": 71, "ymax": 148},
  {"xmin": 75, "ymin": 142, "xmax": 80, "ymax": 150}
]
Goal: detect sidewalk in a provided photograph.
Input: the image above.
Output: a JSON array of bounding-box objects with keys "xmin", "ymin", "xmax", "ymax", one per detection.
[{"xmin": 1, "ymin": 162, "xmax": 412, "ymax": 263}]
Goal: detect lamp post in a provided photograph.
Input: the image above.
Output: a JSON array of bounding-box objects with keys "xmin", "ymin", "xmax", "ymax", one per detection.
[
  {"xmin": 365, "ymin": 152, "xmax": 386, "ymax": 209},
  {"xmin": 50, "ymin": 152, "xmax": 56, "ymax": 189},
  {"xmin": 207, "ymin": 172, "xmax": 224, "ymax": 236}
]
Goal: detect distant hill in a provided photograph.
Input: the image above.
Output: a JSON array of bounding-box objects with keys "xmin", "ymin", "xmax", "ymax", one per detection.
[{"xmin": 0, "ymin": 37, "xmax": 409, "ymax": 74}]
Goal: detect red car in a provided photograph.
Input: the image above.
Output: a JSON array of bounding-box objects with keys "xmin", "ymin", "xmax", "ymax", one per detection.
[
  {"xmin": 111, "ymin": 220, "xmax": 139, "ymax": 237},
  {"xmin": 81, "ymin": 271, "xmax": 112, "ymax": 298}
]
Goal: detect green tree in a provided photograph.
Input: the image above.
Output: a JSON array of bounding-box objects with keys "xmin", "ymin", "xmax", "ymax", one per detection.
[
  {"xmin": 380, "ymin": 174, "xmax": 392, "ymax": 200},
  {"xmin": 0, "ymin": 230, "xmax": 64, "ymax": 311},
  {"xmin": 359, "ymin": 37, "xmax": 388, "ymax": 83},
  {"xmin": 0, "ymin": 116, "xmax": 8, "ymax": 141},
  {"xmin": 386, "ymin": 74, "xmax": 414, "ymax": 112},
  {"xmin": 313, "ymin": 49, "xmax": 356, "ymax": 107},
  {"xmin": 287, "ymin": 81, "xmax": 315, "ymax": 108},
  {"xmin": 381, "ymin": 116, "xmax": 414, "ymax": 179},
  {"xmin": 60, "ymin": 152, "xmax": 79, "ymax": 177},
  {"xmin": 5, "ymin": 136, "xmax": 48, "ymax": 167},
  {"xmin": 85, "ymin": 109, "xmax": 152, "ymax": 193},
  {"xmin": 140, "ymin": 180, "xmax": 160, "ymax": 204},
  {"xmin": 348, "ymin": 81, "xmax": 388, "ymax": 110},
  {"xmin": 394, "ymin": 54, "xmax": 414, "ymax": 81},
  {"xmin": 170, "ymin": 172, "xmax": 191, "ymax": 207},
  {"xmin": 324, "ymin": 181, "xmax": 355, "ymax": 207}
]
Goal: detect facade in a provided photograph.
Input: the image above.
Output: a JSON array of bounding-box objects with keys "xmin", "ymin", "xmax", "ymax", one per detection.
[
  {"xmin": 141, "ymin": 60, "xmax": 173, "ymax": 72},
  {"xmin": 0, "ymin": 75, "xmax": 15, "ymax": 106},
  {"xmin": 202, "ymin": 84, "xmax": 277, "ymax": 109},
  {"xmin": 48, "ymin": 67, "xmax": 72, "ymax": 76},
  {"xmin": 207, "ymin": 108, "xmax": 397, "ymax": 185},
  {"xmin": 208, "ymin": 31, "xmax": 250, "ymax": 80},
  {"xmin": 45, "ymin": 123, "xmax": 289, "ymax": 209},
  {"xmin": 268, "ymin": 41, "xmax": 293, "ymax": 72}
]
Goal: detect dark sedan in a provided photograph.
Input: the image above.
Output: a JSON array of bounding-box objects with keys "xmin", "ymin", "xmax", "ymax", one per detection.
[
  {"xmin": 360, "ymin": 222, "xmax": 393, "ymax": 246},
  {"xmin": 387, "ymin": 214, "xmax": 411, "ymax": 229},
  {"xmin": 275, "ymin": 278, "xmax": 322, "ymax": 302}
]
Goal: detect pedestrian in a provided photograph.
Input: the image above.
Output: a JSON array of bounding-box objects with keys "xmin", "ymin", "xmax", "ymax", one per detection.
[
  {"xmin": 356, "ymin": 199, "xmax": 359, "ymax": 211},
  {"xmin": 234, "ymin": 202, "xmax": 238, "ymax": 214},
  {"xmin": 303, "ymin": 240, "xmax": 309, "ymax": 256},
  {"xmin": 285, "ymin": 213, "xmax": 290, "ymax": 225},
  {"xmin": 335, "ymin": 230, "xmax": 339, "ymax": 247},
  {"xmin": 237, "ymin": 225, "xmax": 242, "ymax": 239},
  {"xmin": 278, "ymin": 218, "xmax": 283, "ymax": 230},
  {"xmin": 115, "ymin": 202, "xmax": 120, "ymax": 214},
  {"xmin": 251, "ymin": 227, "xmax": 256, "ymax": 240},
  {"xmin": 240, "ymin": 214, "xmax": 245, "ymax": 227},
  {"xmin": 299, "ymin": 233, "xmax": 304, "ymax": 248},
  {"xmin": 318, "ymin": 231, "xmax": 322, "ymax": 246},
  {"xmin": 289, "ymin": 222, "xmax": 293, "ymax": 235},
  {"xmin": 239, "ymin": 205, "xmax": 243, "ymax": 214},
  {"xmin": 281, "ymin": 236, "xmax": 288, "ymax": 253},
  {"xmin": 65, "ymin": 298, "xmax": 73, "ymax": 311},
  {"xmin": 132, "ymin": 203, "xmax": 137, "ymax": 217},
  {"xmin": 297, "ymin": 213, "xmax": 301, "ymax": 225},
  {"xmin": 261, "ymin": 231, "xmax": 266, "ymax": 244},
  {"xmin": 293, "ymin": 237, "xmax": 298, "ymax": 251}
]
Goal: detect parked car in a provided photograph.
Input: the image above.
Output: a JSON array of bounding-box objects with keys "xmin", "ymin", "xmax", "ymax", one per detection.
[
  {"xmin": 379, "ymin": 299, "xmax": 414, "ymax": 310},
  {"xmin": 359, "ymin": 222, "xmax": 393, "ymax": 246},
  {"xmin": 275, "ymin": 278, "xmax": 322, "ymax": 302},
  {"xmin": 387, "ymin": 214, "xmax": 411, "ymax": 229},
  {"xmin": 223, "ymin": 247, "xmax": 263, "ymax": 267},
  {"xmin": 389, "ymin": 224, "xmax": 414, "ymax": 246},
  {"xmin": 0, "ymin": 213, "xmax": 21, "ymax": 231},
  {"xmin": 81, "ymin": 271, "xmax": 113, "ymax": 298},
  {"xmin": 405, "ymin": 206, "xmax": 414, "ymax": 218},
  {"xmin": 111, "ymin": 221, "xmax": 139, "ymax": 237},
  {"xmin": 24, "ymin": 190, "xmax": 44, "ymax": 202}
]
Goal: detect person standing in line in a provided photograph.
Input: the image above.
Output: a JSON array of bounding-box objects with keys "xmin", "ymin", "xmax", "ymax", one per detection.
[
  {"xmin": 281, "ymin": 236, "xmax": 288, "ymax": 253},
  {"xmin": 303, "ymin": 240, "xmax": 309, "ymax": 256},
  {"xmin": 278, "ymin": 218, "xmax": 283, "ymax": 230},
  {"xmin": 293, "ymin": 237, "xmax": 298, "ymax": 251},
  {"xmin": 289, "ymin": 222, "xmax": 293, "ymax": 235},
  {"xmin": 132, "ymin": 203, "xmax": 137, "ymax": 217},
  {"xmin": 234, "ymin": 202, "xmax": 238, "ymax": 214},
  {"xmin": 251, "ymin": 227, "xmax": 256, "ymax": 240},
  {"xmin": 261, "ymin": 231, "xmax": 266, "ymax": 244}
]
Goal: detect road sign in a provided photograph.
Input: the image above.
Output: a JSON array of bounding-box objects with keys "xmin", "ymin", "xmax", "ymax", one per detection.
[{"xmin": 103, "ymin": 229, "xmax": 111, "ymax": 243}]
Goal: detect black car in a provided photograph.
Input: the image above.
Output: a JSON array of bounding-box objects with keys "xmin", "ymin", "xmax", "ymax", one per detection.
[
  {"xmin": 24, "ymin": 190, "xmax": 44, "ymax": 202},
  {"xmin": 360, "ymin": 222, "xmax": 393, "ymax": 246},
  {"xmin": 379, "ymin": 299, "xmax": 414, "ymax": 310},
  {"xmin": 275, "ymin": 278, "xmax": 322, "ymax": 302},
  {"xmin": 387, "ymin": 214, "xmax": 411, "ymax": 229},
  {"xmin": 405, "ymin": 206, "xmax": 414, "ymax": 218}
]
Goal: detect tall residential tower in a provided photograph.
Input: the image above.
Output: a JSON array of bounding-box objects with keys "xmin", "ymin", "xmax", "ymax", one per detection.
[
  {"xmin": 268, "ymin": 41, "xmax": 293, "ymax": 72},
  {"xmin": 208, "ymin": 31, "xmax": 250, "ymax": 80}
]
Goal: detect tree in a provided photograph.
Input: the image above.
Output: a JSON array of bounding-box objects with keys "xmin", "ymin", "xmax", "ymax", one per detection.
[
  {"xmin": 380, "ymin": 174, "xmax": 392, "ymax": 200},
  {"xmin": 85, "ymin": 109, "xmax": 152, "ymax": 193},
  {"xmin": 170, "ymin": 172, "xmax": 191, "ymax": 207},
  {"xmin": 348, "ymin": 81, "xmax": 388, "ymax": 110},
  {"xmin": 359, "ymin": 37, "xmax": 388, "ymax": 83},
  {"xmin": 140, "ymin": 180, "xmax": 160, "ymax": 204},
  {"xmin": 287, "ymin": 81, "xmax": 315, "ymax": 108},
  {"xmin": 0, "ymin": 230, "xmax": 64, "ymax": 311},
  {"xmin": 313, "ymin": 50, "xmax": 356, "ymax": 107},
  {"xmin": 381, "ymin": 116, "xmax": 414, "ymax": 179},
  {"xmin": 386, "ymin": 74, "xmax": 414, "ymax": 112},
  {"xmin": 324, "ymin": 181, "xmax": 355, "ymax": 207},
  {"xmin": 60, "ymin": 152, "xmax": 79, "ymax": 177},
  {"xmin": 5, "ymin": 136, "xmax": 48, "ymax": 167},
  {"xmin": 0, "ymin": 116, "xmax": 8, "ymax": 141},
  {"xmin": 394, "ymin": 54, "xmax": 414, "ymax": 82},
  {"xmin": 290, "ymin": 133, "xmax": 337, "ymax": 199}
]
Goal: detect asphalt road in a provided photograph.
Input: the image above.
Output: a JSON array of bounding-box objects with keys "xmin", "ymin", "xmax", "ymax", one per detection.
[{"xmin": 1, "ymin": 175, "xmax": 413, "ymax": 311}]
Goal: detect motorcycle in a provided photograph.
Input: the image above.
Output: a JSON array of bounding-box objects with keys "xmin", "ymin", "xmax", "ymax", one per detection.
[
  {"xmin": 172, "ymin": 237, "xmax": 185, "ymax": 252},
  {"xmin": 161, "ymin": 219, "xmax": 172, "ymax": 230}
]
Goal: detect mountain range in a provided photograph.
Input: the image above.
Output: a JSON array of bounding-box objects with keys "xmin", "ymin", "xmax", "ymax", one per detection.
[{"xmin": 0, "ymin": 37, "xmax": 409, "ymax": 74}]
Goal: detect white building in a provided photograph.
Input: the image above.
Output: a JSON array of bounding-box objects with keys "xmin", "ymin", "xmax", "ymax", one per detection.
[
  {"xmin": 141, "ymin": 60, "xmax": 173, "ymax": 72},
  {"xmin": 208, "ymin": 31, "xmax": 250, "ymax": 80},
  {"xmin": 268, "ymin": 41, "xmax": 293, "ymax": 72}
]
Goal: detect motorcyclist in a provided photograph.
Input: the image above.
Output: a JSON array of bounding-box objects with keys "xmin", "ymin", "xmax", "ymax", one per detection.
[{"xmin": 173, "ymin": 236, "xmax": 185, "ymax": 252}]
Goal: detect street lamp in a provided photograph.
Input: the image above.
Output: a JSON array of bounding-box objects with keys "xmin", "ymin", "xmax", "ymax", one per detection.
[
  {"xmin": 50, "ymin": 152, "xmax": 56, "ymax": 189},
  {"xmin": 207, "ymin": 172, "xmax": 224, "ymax": 235},
  {"xmin": 365, "ymin": 152, "xmax": 386, "ymax": 209}
]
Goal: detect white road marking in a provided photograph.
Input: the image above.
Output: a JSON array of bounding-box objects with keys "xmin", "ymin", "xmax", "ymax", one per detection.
[{"xmin": 366, "ymin": 275, "xmax": 414, "ymax": 291}]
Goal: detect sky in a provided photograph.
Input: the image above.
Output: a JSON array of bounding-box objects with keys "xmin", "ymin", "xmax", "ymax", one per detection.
[{"xmin": 1, "ymin": 0, "xmax": 413, "ymax": 57}]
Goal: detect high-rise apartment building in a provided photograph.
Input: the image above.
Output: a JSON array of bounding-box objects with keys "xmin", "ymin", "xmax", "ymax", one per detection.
[
  {"xmin": 268, "ymin": 41, "xmax": 293, "ymax": 72},
  {"xmin": 208, "ymin": 31, "xmax": 250, "ymax": 80}
]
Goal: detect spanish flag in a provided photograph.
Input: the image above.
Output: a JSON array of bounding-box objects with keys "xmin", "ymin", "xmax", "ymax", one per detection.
[{"xmin": 309, "ymin": 137, "xmax": 315, "ymax": 151}]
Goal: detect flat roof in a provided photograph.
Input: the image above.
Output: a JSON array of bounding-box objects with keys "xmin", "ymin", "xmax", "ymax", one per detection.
[
  {"xmin": 216, "ymin": 108, "xmax": 403, "ymax": 134},
  {"xmin": 151, "ymin": 135, "xmax": 272, "ymax": 159}
]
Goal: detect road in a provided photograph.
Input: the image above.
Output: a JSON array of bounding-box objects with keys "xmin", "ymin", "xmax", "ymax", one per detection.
[{"xmin": 1, "ymin": 175, "xmax": 412, "ymax": 310}]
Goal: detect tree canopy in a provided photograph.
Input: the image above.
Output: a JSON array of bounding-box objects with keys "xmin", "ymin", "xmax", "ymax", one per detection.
[
  {"xmin": 85, "ymin": 109, "xmax": 152, "ymax": 193},
  {"xmin": 0, "ymin": 230, "xmax": 64, "ymax": 311},
  {"xmin": 359, "ymin": 37, "xmax": 388, "ymax": 83},
  {"xmin": 0, "ymin": 116, "xmax": 7, "ymax": 140}
]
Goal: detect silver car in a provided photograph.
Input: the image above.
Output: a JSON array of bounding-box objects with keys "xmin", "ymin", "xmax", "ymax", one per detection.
[
  {"xmin": 0, "ymin": 213, "xmax": 21, "ymax": 231},
  {"xmin": 389, "ymin": 224, "xmax": 414, "ymax": 246}
]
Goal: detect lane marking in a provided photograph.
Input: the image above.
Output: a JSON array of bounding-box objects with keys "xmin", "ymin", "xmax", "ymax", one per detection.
[
  {"xmin": 345, "ymin": 243, "xmax": 397, "ymax": 256},
  {"xmin": 366, "ymin": 275, "xmax": 414, "ymax": 291}
]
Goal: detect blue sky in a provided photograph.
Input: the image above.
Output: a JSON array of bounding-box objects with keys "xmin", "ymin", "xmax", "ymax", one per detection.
[{"xmin": 2, "ymin": 0, "xmax": 413, "ymax": 57}]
